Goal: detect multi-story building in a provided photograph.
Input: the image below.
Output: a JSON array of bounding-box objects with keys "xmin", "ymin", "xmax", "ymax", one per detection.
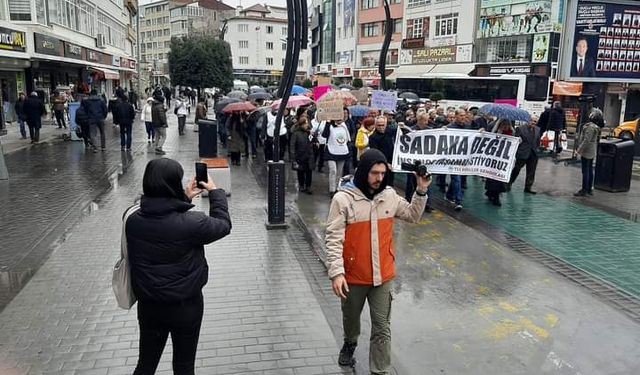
[
  {"xmin": 310, "ymin": 0, "xmax": 336, "ymax": 82},
  {"xmin": 393, "ymin": 0, "xmax": 477, "ymax": 79},
  {"xmin": 332, "ymin": 0, "xmax": 358, "ymax": 83},
  {"xmin": 139, "ymin": 0, "xmax": 171, "ymax": 89},
  {"xmin": 225, "ymin": 4, "xmax": 310, "ymax": 84},
  {"xmin": 170, "ymin": 0, "xmax": 235, "ymax": 39},
  {"xmin": 0, "ymin": 0, "xmax": 138, "ymax": 120}
]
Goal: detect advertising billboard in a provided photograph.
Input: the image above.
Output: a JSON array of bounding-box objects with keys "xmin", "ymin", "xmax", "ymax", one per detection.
[
  {"xmin": 478, "ymin": 1, "xmax": 553, "ymax": 38},
  {"xmin": 344, "ymin": 0, "xmax": 355, "ymax": 28},
  {"xmin": 566, "ymin": 0, "xmax": 640, "ymax": 81}
]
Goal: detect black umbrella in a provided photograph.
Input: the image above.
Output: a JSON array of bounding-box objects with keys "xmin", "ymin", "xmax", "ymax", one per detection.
[
  {"xmin": 248, "ymin": 92, "xmax": 273, "ymax": 101},
  {"xmin": 215, "ymin": 97, "xmax": 241, "ymax": 113},
  {"xmin": 399, "ymin": 92, "xmax": 420, "ymax": 100},
  {"xmin": 339, "ymin": 84, "xmax": 355, "ymax": 90},
  {"xmin": 247, "ymin": 106, "xmax": 271, "ymax": 123}
]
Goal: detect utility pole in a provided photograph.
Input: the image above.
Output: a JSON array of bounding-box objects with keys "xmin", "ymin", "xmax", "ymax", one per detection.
[
  {"xmin": 0, "ymin": 89, "xmax": 8, "ymax": 180},
  {"xmin": 266, "ymin": 0, "xmax": 308, "ymax": 229},
  {"xmin": 378, "ymin": 0, "xmax": 392, "ymax": 91}
]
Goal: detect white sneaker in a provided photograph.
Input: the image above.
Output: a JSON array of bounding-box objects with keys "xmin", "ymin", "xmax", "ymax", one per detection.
[{"xmin": 454, "ymin": 204, "xmax": 463, "ymax": 211}]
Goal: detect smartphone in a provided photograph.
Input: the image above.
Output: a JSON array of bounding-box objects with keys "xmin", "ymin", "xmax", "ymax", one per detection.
[{"xmin": 195, "ymin": 162, "xmax": 208, "ymax": 186}]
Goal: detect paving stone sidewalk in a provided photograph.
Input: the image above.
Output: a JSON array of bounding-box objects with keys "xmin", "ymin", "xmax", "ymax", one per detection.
[{"xmin": 0, "ymin": 117, "xmax": 348, "ymax": 375}]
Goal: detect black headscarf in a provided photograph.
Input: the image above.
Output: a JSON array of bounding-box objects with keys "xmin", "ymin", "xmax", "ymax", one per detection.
[
  {"xmin": 142, "ymin": 158, "xmax": 190, "ymax": 202},
  {"xmin": 354, "ymin": 149, "xmax": 389, "ymax": 200}
]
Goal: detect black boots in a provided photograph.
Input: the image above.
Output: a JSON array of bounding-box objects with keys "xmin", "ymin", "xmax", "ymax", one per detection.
[{"xmin": 338, "ymin": 341, "xmax": 357, "ymax": 366}]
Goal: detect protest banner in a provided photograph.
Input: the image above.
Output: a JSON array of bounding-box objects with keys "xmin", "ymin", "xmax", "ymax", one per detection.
[
  {"xmin": 316, "ymin": 98, "xmax": 345, "ymax": 121},
  {"xmin": 371, "ymin": 90, "xmax": 397, "ymax": 112},
  {"xmin": 392, "ymin": 129, "xmax": 521, "ymax": 182}
]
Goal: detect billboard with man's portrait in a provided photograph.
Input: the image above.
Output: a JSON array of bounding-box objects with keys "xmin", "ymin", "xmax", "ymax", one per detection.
[{"xmin": 566, "ymin": 0, "xmax": 640, "ymax": 81}]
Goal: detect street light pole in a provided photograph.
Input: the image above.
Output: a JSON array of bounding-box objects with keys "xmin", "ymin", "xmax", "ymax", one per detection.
[
  {"xmin": 378, "ymin": 0, "xmax": 392, "ymax": 91},
  {"xmin": 266, "ymin": 0, "xmax": 307, "ymax": 229}
]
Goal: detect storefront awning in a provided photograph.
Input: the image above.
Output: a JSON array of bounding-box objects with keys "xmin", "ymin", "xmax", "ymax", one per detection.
[
  {"xmin": 427, "ymin": 63, "xmax": 476, "ymax": 75},
  {"xmin": 388, "ymin": 64, "xmax": 435, "ymax": 79},
  {"xmin": 89, "ymin": 66, "xmax": 120, "ymax": 80}
]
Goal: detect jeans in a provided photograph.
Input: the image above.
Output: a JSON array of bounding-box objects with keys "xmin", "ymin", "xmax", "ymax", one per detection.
[
  {"xmin": 155, "ymin": 127, "xmax": 167, "ymax": 150},
  {"xmin": 54, "ymin": 110, "xmax": 66, "ymax": 128},
  {"xmin": 178, "ymin": 116, "xmax": 186, "ymax": 135},
  {"xmin": 120, "ymin": 122, "xmax": 132, "ymax": 149},
  {"xmin": 90, "ymin": 121, "xmax": 106, "ymax": 149},
  {"xmin": 446, "ymin": 175, "xmax": 463, "ymax": 205},
  {"xmin": 133, "ymin": 294, "xmax": 204, "ymax": 375},
  {"xmin": 28, "ymin": 125, "xmax": 40, "ymax": 142},
  {"xmin": 581, "ymin": 157, "xmax": 594, "ymax": 193},
  {"xmin": 145, "ymin": 121, "xmax": 155, "ymax": 141},
  {"xmin": 342, "ymin": 281, "xmax": 393, "ymax": 375},
  {"xmin": 17, "ymin": 118, "xmax": 26, "ymax": 138},
  {"xmin": 405, "ymin": 174, "xmax": 433, "ymax": 207},
  {"xmin": 328, "ymin": 159, "xmax": 346, "ymax": 193}
]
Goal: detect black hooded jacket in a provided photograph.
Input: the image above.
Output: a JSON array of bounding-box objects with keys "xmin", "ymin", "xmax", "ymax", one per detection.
[{"xmin": 353, "ymin": 148, "xmax": 389, "ymax": 200}]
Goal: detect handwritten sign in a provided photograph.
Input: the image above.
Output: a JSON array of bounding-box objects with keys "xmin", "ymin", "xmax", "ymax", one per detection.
[
  {"xmin": 313, "ymin": 85, "xmax": 332, "ymax": 101},
  {"xmin": 351, "ymin": 89, "xmax": 369, "ymax": 105},
  {"xmin": 371, "ymin": 90, "xmax": 398, "ymax": 112},
  {"xmin": 316, "ymin": 98, "xmax": 344, "ymax": 121}
]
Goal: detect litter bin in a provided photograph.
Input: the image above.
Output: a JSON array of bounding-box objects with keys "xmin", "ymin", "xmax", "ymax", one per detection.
[
  {"xmin": 594, "ymin": 139, "xmax": 635, "ymax": 192},
  {"xmin": 198, "ymin": 119, "xmax": 218, "ymax": 158}
]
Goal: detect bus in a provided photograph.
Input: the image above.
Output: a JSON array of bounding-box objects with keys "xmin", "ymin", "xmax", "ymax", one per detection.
[{"xmin": 395, "ymin": 74, "xmax": 549, "ymax": 115}]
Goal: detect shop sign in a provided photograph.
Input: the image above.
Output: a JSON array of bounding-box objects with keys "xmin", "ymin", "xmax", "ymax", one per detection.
[
  {"xmin": 86, "ymin": 49, "xmax": 101, "ymax": 62},
  {"xmin": 488, "ymin": 65, "xmax": 532, "ymax": 75},
  {"xmin": 402, "ymin": 38, "xmax": 425, "ymax": 49},
  {"xmin": 0, "ymin": 26, "xmax": 26, "ymax": 52},
  {"xmin": 112, "ymin": 55, "xmax": 121, "ymax": 67},
  {"xmin": 120, "ymin": 58, "xmax": 137, "ymax": 70},
  {"xmin": 412, "ymin": 46, "xmax": 457, "ymax": 64},
  {"xmin": 64, "ymin": 42, "xmax": 83, "ymax": 59},
  {"xmin": 333, "ymin": 67, "xmax": 352, "ymax": 76},
  {"xmin": 34, "ymin": 33, "xmax": 62, "ymax": 56},
  {"xmin": 357, "ymin": 69, "xmax": 380, "ymax": 80}
]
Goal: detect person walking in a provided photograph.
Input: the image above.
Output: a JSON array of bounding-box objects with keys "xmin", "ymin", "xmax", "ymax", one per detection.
[
  {"xmin": 322, "ymin": 119, "xmax": 351, "ymax": 197},
  {"xmin": 151, "ymin": 90, "xmax": 169, "ymax": 155},
  {"xmin": 119, "ymin": 96, "xmax": 136, "ymax": 151},
  {"xmin": 52, "ymin": 91, "xmax": 67, "ymax": 129},
  {"xmin": 509, "ymin": 115, "xmax": 541, "ymax": 194},
  {"xmin": 23, "ymin": 92, "xmax": 45, "ymax": 144},
  {"xmin": 14, "ymin": 92, "xmax": 27, "ymax": 139},
  {"xmin": 175, "ymin": 96, "xmax": 189, "ymax": 135},
  {"xmin": 194, "ymin": 98, "xmax": 207, "ymax": 133},
  {"xmin": 404, "ymin": 113, "xmax": 435, "ymax": 212},
  {"xmin": 441, "ymin": 109, "xmax": 467, "ymax": 211},
  {"xmin": 127, "ymin": 158, "xmax": 231, "ymax": 375},
  {"xmin": 355, "ymin": 117, "xmax": 376, "ymax": 160},
  {"xmin": 311, "ymin": 116, "xmax": 328, "ymax": 172},
  {"xmin": 574, "ymin": 108, "xmax": 603, "ymax": 197},
  {"xmin": 82, "ymin": 90, "xmax": 108, "ymax": 152},
  {"xmin": 265, "ymin": 109, "xmax": 287, "ymax": 162},
  {"xmin": 140, "ymin": 97, "xmax": 155, "ymax": 143},
  {"xmin": 548, "ymin": 101, "xmax": 566, "ymax": 155},
  {"xmin": 325, "ymin": 149, "xmax": 431, "ymax": 373},
  {"xmin": 226, "ymin": 112, "xmax": 246, "ymax": 165},
  {"xmin": 292, "ymin": 117, "xmax": 315, "ymax": 194},
  {"xmin": 484, "ymin": 120, "xmax": 514, "ymax": 206},
  {"xmin": 369, "ymin": 116, "xmax": 397, "ymax": 187}
]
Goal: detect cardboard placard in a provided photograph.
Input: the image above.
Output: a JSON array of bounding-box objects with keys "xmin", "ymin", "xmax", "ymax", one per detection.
[
  {"xmin": 371, "ymin": 90, "xmax": 398, "ymax": 112},
  {"xmin": 316, "ymin": 98, "xmax": 345, "ymax": 121},
  {"xmin": 351, "ymin": 89, "xmax": 369, "ymax": 105}
]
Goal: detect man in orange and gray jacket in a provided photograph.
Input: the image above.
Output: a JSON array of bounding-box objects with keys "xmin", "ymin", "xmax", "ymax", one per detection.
[{"xmin": 325, "ymin": 148, "xmax": 431, "ymax": 373}]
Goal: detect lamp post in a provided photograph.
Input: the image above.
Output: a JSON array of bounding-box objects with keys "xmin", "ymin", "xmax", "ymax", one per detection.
[
  {"xmin": 378, "ymin": 0, "xmax": 392, "ymax": 91},
  {"xmin": 266, "ymin": 0, "xmax": 308, "ymax": 229}
]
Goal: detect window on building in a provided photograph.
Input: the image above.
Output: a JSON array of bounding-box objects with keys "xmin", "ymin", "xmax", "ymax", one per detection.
[
  {"xmin": 238, "ymin": 24, "xmax": 248, "ymax": 32},
  {"xmin": 337, "ymin": 27, "xmax": 341, "ymax": 40},
  {"xmin": 239, "ymin": 56, "xmax": 249, "ymax": 64},
  {"xmin": 164, "ymin": 41, "xmax": 170, "ymax": 48},
  {"xmin": 298, "ymin": 59, "xmax": 304, "ymax": 67},
  {"xmin": 266, "ymin": 42, "xmax": 274, "ymax": 50},
  {"xmin": 393, "ymin": 19, "xmax": 402, "ymax": 34},
  {"xmin": 164, "ymin": 29, "xmax": 170, "ymax": 36},
  {"xmin": 267, "ymin": 26, "xmax": 273, "ymax": 34},
  {"xmin": 361, "ymin": 23, "xmax": 379, "ymax": 37},
  {"xmin": 146, "ymin": 20, "xmax": 151, "ymax": 26},
  {"xmin": 147, "ymin": 42, "xmax": 152, "ymax": 49},
  {"xmin": 408, "ymin": 0, "xmax": 430, "ymax": 7},
  {"xmin": 48, "ymin": 0, "xmax": 97, "ymax": 36},
  {"xmin": 407, "ymin": 17, "xmax": 429, "ymax": 39},
  {"xmin": 389, "ymin": 0, "xmax": 401, "ymax": 3},
  {"xmin": 282, "ymin": 58, "xmax": 286, "ymax": 66},
  {"xmin": 97, "ymin": 11, "xmax": 126, "ymax": 48},
  {"xmin": 282, "ymin": 43, "xmax": 287, "ymax": 50},
  {"xmin": 282, "ymin": 27, "xmax": 288, "ymax": 35},
  {"xmin": 158, "ymin": 53, "xmax": 163, "ymax": 59},
  {"xmin": 239, "ymin": 40, "xmax": 249, "ymax": 48},
  {"xmin": 476, "ymin": 35, "xmax": 532, "ymax": 63},
  {"xmin": 361, "ymin": 0, "xmax": 379, "ymax": 10},
  {"xmin": 266, "ymin": 57, "xmax": 273, "ymax": 66},
  {"xmin": 8, "ymin": 0, "xmax": 31, "ymax": 20},
  {"xmin": 435, "ymin": 13, "xmax": 458, "ymax": 37},
  {"xmin": 337, "ymin": 2, "xmax": 342, "ymax": 15}
]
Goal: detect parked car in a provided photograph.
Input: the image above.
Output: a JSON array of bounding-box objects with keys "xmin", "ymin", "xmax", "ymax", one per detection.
[{"xmin": 613, "ymin": 118, "xmax": 638, "ymax": 140}]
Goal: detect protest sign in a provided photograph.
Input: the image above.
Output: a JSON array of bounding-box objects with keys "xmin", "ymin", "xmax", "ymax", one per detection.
[
  {"xmin": 392, "ymin": 129, "xmax": 521, "ymax": 182},
  {"xmin": 371, "ymin": 90, "xmax": 397, "ymax": 112},
  {"xmin": 313, "ymin": 85, "xmax": 332, "ymax": 101},
  {"xmin": 316, "ymin": 98, "xmax": 344, "ymax": 121},
  {"xmin": 352, "ymin": 89, "xmax": 369, "ymax": 105}
]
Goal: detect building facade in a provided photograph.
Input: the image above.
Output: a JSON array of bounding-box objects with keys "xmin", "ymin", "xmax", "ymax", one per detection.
[
  {"xmin": 224, "ymin": 4, "xmax": 310, "ymax": 84},
  {"xmin": 139, "ymin": 0, "xmax": 171, "ymax": 90},
  {"xmin": 332, "ymin": 0, "xmax": 357, "ymax": 83},
  {"xmin": 0, "ymin": 0, "xmax": 138, "ymax": 123}
]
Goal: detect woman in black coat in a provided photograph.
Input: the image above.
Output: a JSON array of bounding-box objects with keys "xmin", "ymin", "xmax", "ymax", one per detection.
[
  {"xmin": 126, "ymin": 158, "xmax": 231, "ymax": 374},
  {"xmin": 292, "ymin": 117, "xmax": 315, "ymax": 194}
]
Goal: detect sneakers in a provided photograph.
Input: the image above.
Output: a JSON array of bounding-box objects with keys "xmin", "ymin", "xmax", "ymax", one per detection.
[
  {"xmin": 454, "ymin": 204, "xmax": 463, "ymax": 211},
  {"xmin": 524, "ymin": 188, "xmax": 537, "ymax": 195},
  {"xmin": 338, "ymin": 341, "xmax": 357, "ymax": 367},
  {"xmin": 155, "ymin": 149, "xmax": 166, "ymax": 155},
  {"xmin": 574, "ymin": 190, "xmax": 587, "ymax": 197}
]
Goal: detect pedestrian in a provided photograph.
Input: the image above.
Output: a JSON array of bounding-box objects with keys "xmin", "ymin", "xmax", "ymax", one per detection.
[
  {"xmin": 342, "ymin": 107, "xmax": 357, "ymax": 176},
  {"xmin": 548, "ymin": 101, "xmax": 566, "ymax": 155},
  {"xmin": 441, "ymin": 109, "xmax": 467, "ymax": 210},
  {"xmin": 226, "ymin": 112, "xmax": 245, "ymax": 165},
  {"xmin": 484, "ymin": 120, "xmax": 514, "ymax": 206},
  {"xmin": 14, "ymin": 92, "xmax": 27, "ymax": 139},
  {"xmin": 574, "ymin": 108, "xmax": 603, "ymax": 197},
  {"xmin": 311, "ymin": 116, "xmax": 327, "ymax": 172},
  {"xmin": 325, "ymin": 148, "xmax": 431, "ymax": 372},
  {"xmin": 368, "ymin": 116, "xmax": 397, "ymax": 187},
  {"xmin": 140, "ymin": 97, "xmax": 155, "ymax": 143},
  {"xmin": 82, "ymin": 89, "xmax": 108, "ymax": 152},
  {"xmin": 52, "ymin": 91, "xmax": 67, "ymax": 129},
  {"xmin": 23, "ymin": 92, "xmax": 45, "ymax": 144},
  {"xmin": 355, "ymin": 116, "xmax": 375, "ymax": 160},
  {"xmin": 162, "ymin": 86, "xmax": 172, "ymax": 107},
  {"xmin": 404, "ymin": 113, "xmax": 435, "ymax": 212},
  {"xmin": 127, "ymin": 158, "xmax": 231, "ymax": 375},
  {"xmin": 292, "ymin": 117, "xmax": 314, "ymax": 194},
  {"xmin": 322, "ymin": 119, "xmax": 351, "ymax": 197},
  {"xmin": 195, "ymin": 98, "xmax": 207, "ymax": 133},
  {"xmin": 74, "ymin": 99, "xmax": 92, "ymax": 147},
  {"xmin": 175, "ymin": 96, "xmax": 189, "ymax": 135},
  {"xmin": 265, "ymin": 108, "xmax": 287, "ymax": 161},
  {"xmin": 151, "ymin": 90, "xmax": 169, "ymax": 155},
  {"xmin": 509, "ymin": 115, "xmax": 541, "ymax": 195},
  {"xmin": 119, "ymin": 96, "xmax": 136, "ymax": 151},
  {"xmin": 130, "ymin": 90, "xmax": 139, "ymax": 111}
]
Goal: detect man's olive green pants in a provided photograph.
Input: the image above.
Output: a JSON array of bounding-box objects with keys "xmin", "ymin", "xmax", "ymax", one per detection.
[{"xmin": 341, "ymin": 281, "xmax": 393, "ymax": 375}]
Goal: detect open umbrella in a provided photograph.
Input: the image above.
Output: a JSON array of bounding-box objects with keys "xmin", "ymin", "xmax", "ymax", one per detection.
[
  {"xmin": 479, "ymin": 103, "xmax": 531, "ymax": 123},
  {"xmin": 248, "ymin": 106, "xmax": 271, "ymax": 122},
  {"xmin": 339, "ymin": 84, "xmax": 355, "ymax": 90},
  {"xmin": 348, "ymin": 105, "xmax": 373, "ymax": 117},
  {"xmin": 318, "ymin": 90, "xmax": 358, "ymax": 106},
  {"xmin": 250, "ymin": 86, "xmax": 266, "ymax": 93},
  {"xmin": 271, "ymin": 96, "xmax": 313, "ymax": 110},
  {"xmin": 248, "ymin": 92, "xmax": 273, "ymax": 101},
  {"xmin": 291, "ymin": 85, "xmax": 309, "ymax": 95},
  {"xmin": 214, "ymin": 97, "xmax": 241, "ymax": 113},
  {"xmin": 227, "ymin": 90, "xmax": 248, "ymax": 100},
  {"xmin": 399, "ymin": 92, "xmax": 420, "ymax": 100},
  {"xmin": 222, "ymin": 101, "xmax": 257, "ymax": 114}
]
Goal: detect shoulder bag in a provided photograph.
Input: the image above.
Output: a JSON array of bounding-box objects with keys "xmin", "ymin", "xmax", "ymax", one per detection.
[{"xmin": 112, "ymin": 204, "xmax": 140, "ymax": 309}]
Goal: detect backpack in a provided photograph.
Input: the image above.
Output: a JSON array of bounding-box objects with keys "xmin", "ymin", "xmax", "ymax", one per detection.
[{"xmin": 75, "ymin": 105, "xmax": 89, "ymax": 126}]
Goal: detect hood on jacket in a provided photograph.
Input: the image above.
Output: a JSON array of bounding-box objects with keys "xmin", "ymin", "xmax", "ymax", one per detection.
[
  {"xmin": 352, "ymin": 148, "xmax": 389, "ymax": 200},
  {"xmin": 146, "ymin": 97, "xmax": 154, "ymax": 103}
]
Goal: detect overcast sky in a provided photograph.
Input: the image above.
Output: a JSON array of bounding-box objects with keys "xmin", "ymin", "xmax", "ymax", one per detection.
[{"xmin": 139, "ymin": 0, "xmax": 288, "ymax": 7}]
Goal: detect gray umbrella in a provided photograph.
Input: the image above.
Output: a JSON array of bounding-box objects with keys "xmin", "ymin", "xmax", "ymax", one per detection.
[
  {"xmin": 250, "ymin": 86, "xmax": 266, "ymax": 93},
  {"xmin": 227, "ymin": 90, "xmax": 248, "ymax": 100},
  {"xmin": 399, "ymin": 91, "xmax": 420, "ymax": 100},
  {"xmin": 215, "ymin": 97, "xmax": 241, "ymax": 113},
  {"xmin": 248, "ymin": 92, "xmax": 273, "ymax": 101},
  {"xmin": 339, "ymin": 84, "xmax": 355, "ymax": 90}
]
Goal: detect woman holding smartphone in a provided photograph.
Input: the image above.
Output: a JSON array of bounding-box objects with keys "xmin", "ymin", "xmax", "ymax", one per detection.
[{"xmin": 126, "ymin": 158, "xmax": 231, "ymax": 374}]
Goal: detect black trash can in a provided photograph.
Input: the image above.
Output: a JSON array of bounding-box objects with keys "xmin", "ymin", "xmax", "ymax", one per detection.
[
  {"xmin": 198, "ymin": 119, "xmax": 218, "ymax": 158},
  {"xmin": 594, "ymin": 139, "xmax": 635, "ymax": 192}
]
